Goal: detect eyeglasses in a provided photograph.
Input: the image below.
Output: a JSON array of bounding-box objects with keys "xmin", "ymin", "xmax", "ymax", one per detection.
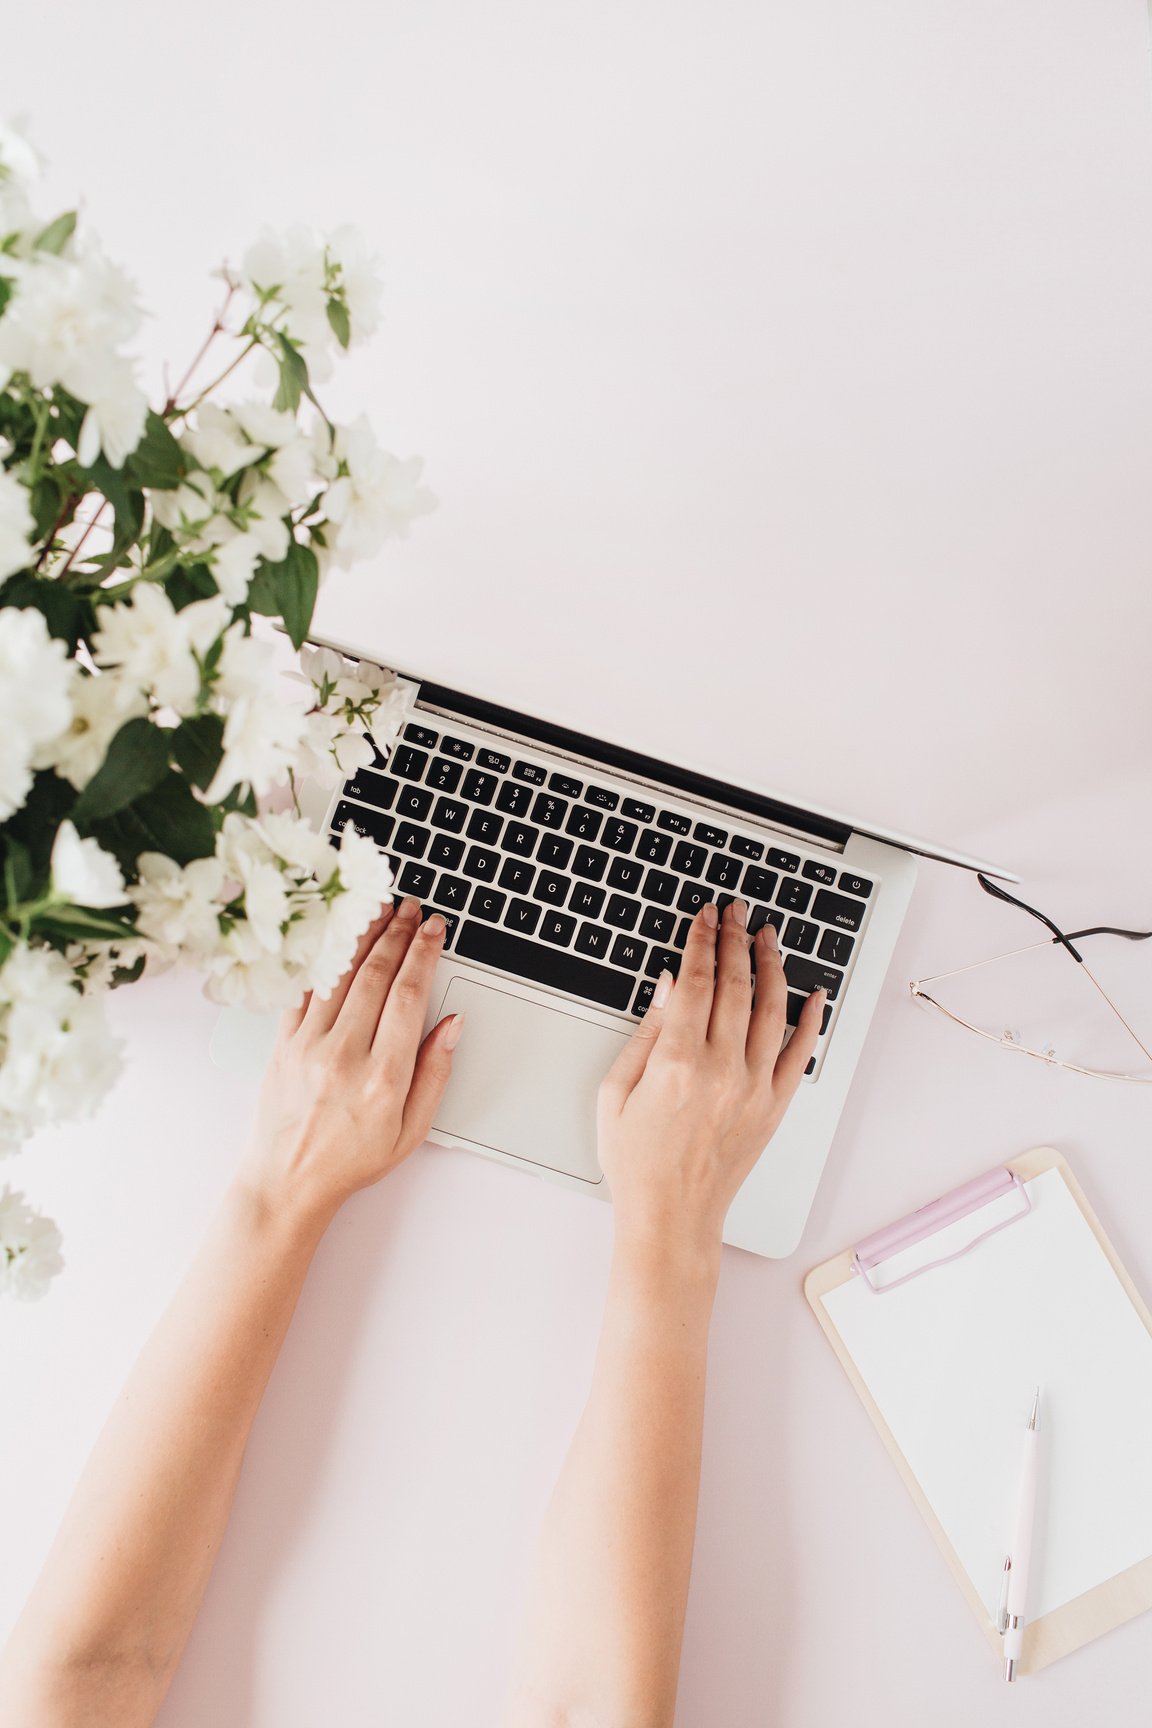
[{"xmin": 909, "ymin": 873, "xmax": 1152, "ymax": 1084}]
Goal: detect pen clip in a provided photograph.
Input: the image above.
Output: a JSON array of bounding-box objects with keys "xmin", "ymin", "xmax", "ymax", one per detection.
[{"xmin": 996, "ymin": 1555, "xmax": 1012, "ymax": 1635}]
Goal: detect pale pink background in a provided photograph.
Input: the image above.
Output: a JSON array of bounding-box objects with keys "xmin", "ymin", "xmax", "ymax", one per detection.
[{"xmin": 3, "ymin": 3, "xmax": 1152, "ymax": 1723}]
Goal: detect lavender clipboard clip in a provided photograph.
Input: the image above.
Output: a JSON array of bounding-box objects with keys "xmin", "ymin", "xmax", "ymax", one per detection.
[{"xmin": 852, "ymin": 1166, "xmax": 1033, "ymax": 1295}]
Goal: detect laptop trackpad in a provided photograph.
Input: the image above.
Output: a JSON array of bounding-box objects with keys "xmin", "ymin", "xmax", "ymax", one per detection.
[{"xmin": 431, "ymin": 977, "xmax": 630, "ymax": 1184}]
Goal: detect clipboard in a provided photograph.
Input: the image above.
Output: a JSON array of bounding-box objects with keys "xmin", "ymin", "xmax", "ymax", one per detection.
[{"xmin": 805, "ymin": 1147, "xmax": 1152, "ymax": 1675}]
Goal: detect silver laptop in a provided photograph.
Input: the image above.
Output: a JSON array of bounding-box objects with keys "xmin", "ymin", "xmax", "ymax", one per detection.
[{"xmin": 212, "ymin": 636, "xmax": 1017, "ymax": 1258}]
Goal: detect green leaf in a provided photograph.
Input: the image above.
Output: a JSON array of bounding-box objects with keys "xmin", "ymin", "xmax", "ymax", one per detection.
[
  {"xmin": 0, "ymin": 573, "xmax": 92, "ymax": 651},
  {"xmin": 125, "ymin": 410, "xmax": 185, "ymax": 490},
  {"xmin": 1, "ymin": 834, "xmax": 35, "ymax": 907},
  {"xmin": 170, "ymin": 713, "xmax": 225, "ymax": 792},
  {"xmin": 102, "ymin": 771, "xmax": 216, "ymax": 866},
  {"xmin": 260, "ymin": 540, "xmax": 319, "ymax": 650},
  {"xmin": 1, "ymin": 772, "xmax": 76, "ymax": 888},
  {"xmin": 83, "ymin": 456, "xmax": 145, "ymax": 549},
  {"xmin": 34, "ymin": 906, "xmax": 136, "ymax": 945},
  {"xmin": 165, "ymin": 562, "xmax": 220, "ymax": 611},
  {"xmin": 272, "ymin": 333, "xmax": 309, "ymax": 414},
  {"xmin": 72, "ymin": 717, "xmax": 170, "ymax": 823},
  {"xmin": 27, "ymin": 469, "xmax": 71, "ymax": 542},
  {"xmin": 33, "ymin": 211, "xmax": 77, "ymax": 255},
  {"xmin": 326, "ymin": 297, "xmax": 351, "ymax": 350}
]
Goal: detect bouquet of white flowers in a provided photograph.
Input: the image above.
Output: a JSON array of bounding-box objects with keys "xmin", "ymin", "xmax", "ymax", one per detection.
[{"xmin": 0, "ymin": 125, "xmax": 436, "ymax": 1299}]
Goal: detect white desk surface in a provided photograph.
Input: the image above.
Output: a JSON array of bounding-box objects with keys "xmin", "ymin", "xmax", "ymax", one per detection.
[{"xmin": 3, "ymin": 2, "xmax": 1152, "ymax": 1722}]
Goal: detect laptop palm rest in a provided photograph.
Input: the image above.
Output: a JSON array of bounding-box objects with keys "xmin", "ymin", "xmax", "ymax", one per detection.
[{"xmin": 431, "ymin": 977, "xmax": 628, "ymax": 1184}]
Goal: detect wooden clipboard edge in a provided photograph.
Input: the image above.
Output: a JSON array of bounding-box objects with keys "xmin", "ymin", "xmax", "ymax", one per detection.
[{"xmin": 803, "ymin": 1146, "xmax": 1152, "ymax": 1677}]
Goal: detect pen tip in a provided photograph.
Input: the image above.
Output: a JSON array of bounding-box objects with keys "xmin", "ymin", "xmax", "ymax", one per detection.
[{"xmin": 1028, "ymin": 1386, "xmax": 1041, "ymax": 1430}]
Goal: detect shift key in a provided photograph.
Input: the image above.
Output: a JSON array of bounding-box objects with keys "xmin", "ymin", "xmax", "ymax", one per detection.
[
  {"xmin": 783, "ymin": 955, "xmax": 844, "ymax": 1000},
  {"xmin": 811, "ymin": 888, "xmax": 867, "ymax": 932}
]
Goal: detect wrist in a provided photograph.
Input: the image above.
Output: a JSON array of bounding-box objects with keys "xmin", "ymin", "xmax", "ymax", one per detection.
[
  {"xmin": 611, "ymin": 1222, "xmax": 723, "ymax": 1300},
  {"xmin": 225, "ymin": 1173, "xmax": 339, "ymax": 1256}
]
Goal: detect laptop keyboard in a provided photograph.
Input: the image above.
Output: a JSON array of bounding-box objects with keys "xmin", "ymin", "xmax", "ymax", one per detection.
[{"xmin": 327, "ymin": 719, "xmax": 876, "ymax": 1078}]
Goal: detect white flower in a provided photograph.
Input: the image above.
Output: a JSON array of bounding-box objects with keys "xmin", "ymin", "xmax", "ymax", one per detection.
[
  {"xmin": 90, "ymin": 586, "xmax": 230, "ymax": 717},
  {"xmin": 322, "ymin": 416, "xmax": 437, "ymax": 568},
  {"xmin": 50, "ymin": 821, "xmax": 126, "ymax": 909},
  {"xmin": 183, "ymin": 402, "xmax": 264, "ymax": 479},
  {"xmin": 0, "ymin": 942, "xmax": 123, "ymax": 1154},
  {"xmin": 0, "ymin": 1186, "xmax": 63, "ymax": 1301},
  {"xmin": 0, "ymin": 242, "xmax": 147, "ymax": 468},
  {"xmin": 232, "ymin": 400, "xmax": 300, "ymax": 449},
  {"xmin": 36, "ymin": 668, "xmax": 145, "ymax": 790},
  {"xmin": 267, "ymin": 434, "xmax": 317, "ymax": 507},
  {"xmin": 0, "ymin": 466, "xmax": 35, "ymax": 580},
  {"xmin": 0, "ymin": 607, "xmax": 75, "ymax": 819},
  {"xmin": 242, "ymin": 227, "xmax": 329, "ymax": 351},
  {"xmin": 325, "ymin": 225, "xmax": 384, "ymax": 345},
  {"xmin": 203, "ymin": 626, "xmax": 307, "ymax": 803},
  {"xmin": 64, "ymin": 936, "xmax": 158, "ymax": 994},
  {"xmin": 210, "ymin": 530, "xmax": 262, "ymax": 605},
  {"xmin": 236, "ymin": 470, "xmax": 292, "ymax": 562},
  {"xmin": 129, "ymin": 853, "xmax": 227, "ymax": 955},
  {"xmin": 149, "ymin": 467, "xmax": 219, "ymax": 542}
]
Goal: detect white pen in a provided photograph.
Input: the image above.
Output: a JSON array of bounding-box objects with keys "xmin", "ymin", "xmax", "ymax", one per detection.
[{"xmin": 1000, "ymin": 1387, "xmax": 1041, "ymax": 1682}]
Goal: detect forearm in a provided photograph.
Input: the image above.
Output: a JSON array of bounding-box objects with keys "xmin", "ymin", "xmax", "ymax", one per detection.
[
  {"xmin": 0, "ymin": 1178, "xmax": 334, "ymax": 1728},
  {"xmin": 505, "ymin": 1231, "xmax": 720, "ymax": 1728}
]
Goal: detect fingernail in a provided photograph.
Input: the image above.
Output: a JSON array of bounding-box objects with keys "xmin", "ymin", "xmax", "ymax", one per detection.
[
  {"xmin": 423, "ymin": 912, "xmax": 446, "ymax": 938},
  {"xmin": 730, "ymin": 898, "xmax": 748, "ymax": 928},
  {"xmin": 396, "ymin": 896, "xmax": 421, "ymax": 921},
  {"xmin": 765, "ymin": 921, "xmax": 779, "ymax": 948},
  {"xmin": 443, "ymin": 1012, "xmax": 465, "ymax": 1050},
  {"xmin": 702, "ymin": 902, "xmax": 718, "ymax": 929},
  {"xmin": 814, "ymin": 985, "xmax": 827, "ymax": 999},
  {"xmin": 651, "ymin": 969, "xmax": 673, "ymax": 1011}
]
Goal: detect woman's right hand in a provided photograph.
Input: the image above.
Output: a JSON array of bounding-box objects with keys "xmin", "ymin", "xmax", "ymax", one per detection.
[{"xmin": 596, "ymin": 899, "xmax": 824, "ymax": 1262}]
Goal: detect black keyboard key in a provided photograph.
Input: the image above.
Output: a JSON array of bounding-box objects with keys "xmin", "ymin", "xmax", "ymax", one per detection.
[
  {"xmin": 640, "ymin": 905, "xmax": 676, "ymax": 942},
  {"xmin": 433, "ymin": 874, "xmax": 471, "ymax": 911},
  {"xmin": 535, "ymin": 833, "xmax": 572, "ymax": 869},
  {"xmin": 344, "ymin": 769, "xmax": 397, "ymax": 809},
  {"xmin": 819, "ymin": 928, "xmax": 855, "ymax": 966},
  {"xmin": 500, "ymin": 821, "xmax": 538, "ymax": 855},
  {"xmin": 609, "ymin": 933, "xmax": 647, "ymax": 972},
  {"xmin": 658, "ymin": 810, "xmax": 692, "ymax": 835},
  {"xmin": 585, "ymin": 785, "xmax": 619, "ymax": 810},
  {"xmin": 572, "ymin": 846, "xmax": 609, "ymax": 882},
  {"xmin": 432, "ymin": 796, "xmax": 467, "ymax": 833},
  {"xmin": 622, "ymin": 797, "xmax": 656, "ymax": 823},
  {"xmin": 603, "ymin": 818, "xmax": 638, "ymax": 853},
  {"xmin": 748, "ymin": 905, "xmax": 784, "ymax": 937},
  {"xmin": 512, "ymin": 759, "xmax": 547, "ymax": 784},
  {"xmin": 397, "ymin": 861, "xmax": 436, "ymax": 898},
  {"xmin": 477, "ymin": 747, "xmax": 511, "ymax": 774},
  {"xmin": 496, "ymin": 780, "xmax": 534, "ymax": 816},
  {"xmin": 671, "ymin": 840, "xmax": 707, "ymax": 877},
  {"xmin": 693, "ymin": 822, "xmax": 729, "ymax": 848},
  {"xmin": 540, "ymin": 911, "xmax": 577, "ymax": 947},
  {"xmin": 565, "ymin": 805, "xmax": 603, "ymax": 842},
  {"xmin": 332, "ymin": 801, "xmax": 394, "ymax": 847},
  {"xmin": 441, "ymin": 735, "xmax": 475, "ymax": 760},
  {"xmin": 421, "ymin": 905, "xmax": 459, "ymax": 947},
  {"xmin": 532, "ymin": 793, "xmax": 568, "ymax": 829},
  {"xmin": 730, "ymin": 835, "xmax": 765, "ymax": 859},
  {"xmin": 426, "ymin": 756, "xmax": 464, "ymax": 794},
  {"xmin": 470, "ymin": 885, "xmax": 506, "ymax": 923},
  {"xmin": 644, "ymin": 945, "xmax": 681, "ymax": 979},
  {"xmin": 404, "ymin": 722, "xmax": 439, "ymax": 748},
  {"xmin": 675, "ymin": 916, "xmax": 694, "ymax": 948},
  {"xmin": 504, "ymin": 897, "xmax": 541, "ymax": 936},
  {"xmin": 428, "ymin": 834, "xmax": 465, "ymax": 870},
  {"xmin": 741, "ymin": 865, "xmax": 778, "ymax": 901},
  {"xmin": 803, "ymin": 859, "xmax": 838, "ymax": 885},
  {"xmin": 575, "ymin": 921, "xmax": 613, "ymax": 959},
  {"xmin": 783, "ymin": 917, "xmax": 818, "ymax": 954},
  {"xmin": 606, "ymin": 857, "xmax": 644, "ymax": 893},
  {"xmin": 455, "ymin": 922, "xmax": 634, "ymax": 1010},
  {"xmin": 390, "ymin": 745, "xmax": 428, "ymax": 780},
  {"xmin": 499, "ymin": 858, "xmax": 536, "ymax": 894},
  {"xmin": 768, "ymin": 847, "xmax": 800, "ymax": 873},
  {"xmin": 783, "ymin": 955, "xmax": 843, "ymax": 999},
  {"xmin": 705, "ymin": 853, "xmax": 742, "ymax": 889},
  {"xmin": 677, "ymin": 879, "xmax": 711, "ymax": 916},
  {"xmin": 463, "ymin": 845, "xmax": 499, "ymax": 882},
  {"xmin": 570, "ymin": 882, "xmax": 606, "ymax": 918},
  {"xmin": 548, "ymin": 773, "xmax": 583, "ymax": 798},
  {"xmin": 785, "ymin": 992, "xmax": 835, "ymax": 1033},
  {"xmin": 641, "ymin": 869, "xmax": 678, "ymax": 906},
  {"xmin": 604, "ymin": 893, "xmax": 641, "ymax": 930},
  {"xmin": 636, "ymin": 828, "xmax": 672, "ymax": 866},
  {"xmin": 811, "ymin": 888, "xmax": 867, "ymax": 933},
  {"xmin": 466, "ymin": 808, "xmax": 503, "ymax": 846},
  {"xmin": 632, "ymin": 978, "xmax": 657, "ymax": 1017},
  {"xmin": 396, "ymin": 784, "xmax": 433, "ymax": 822},
  {"xmin": 462, "ymin": 769, "xmax": 498, "ymax": 805},
  {"xmin": 839, "ymin": 872, "xmax": 874, "ymax": 900},
  {"xmin": 776, "ymin": 879, "xmax": 812, "ymax": 914},
  {"xmin": 533, "ymin": 870, "xmax": 570, "ymax": 906},
  {"xmin": 394, "ymin": 822, "xmax": 430, "ymax": 858}
]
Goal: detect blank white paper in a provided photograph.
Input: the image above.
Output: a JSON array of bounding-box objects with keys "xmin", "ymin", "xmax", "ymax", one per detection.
[{"xmin": 822, "ymin": 1168, "xmax": 1152, "ymax": 1620}]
